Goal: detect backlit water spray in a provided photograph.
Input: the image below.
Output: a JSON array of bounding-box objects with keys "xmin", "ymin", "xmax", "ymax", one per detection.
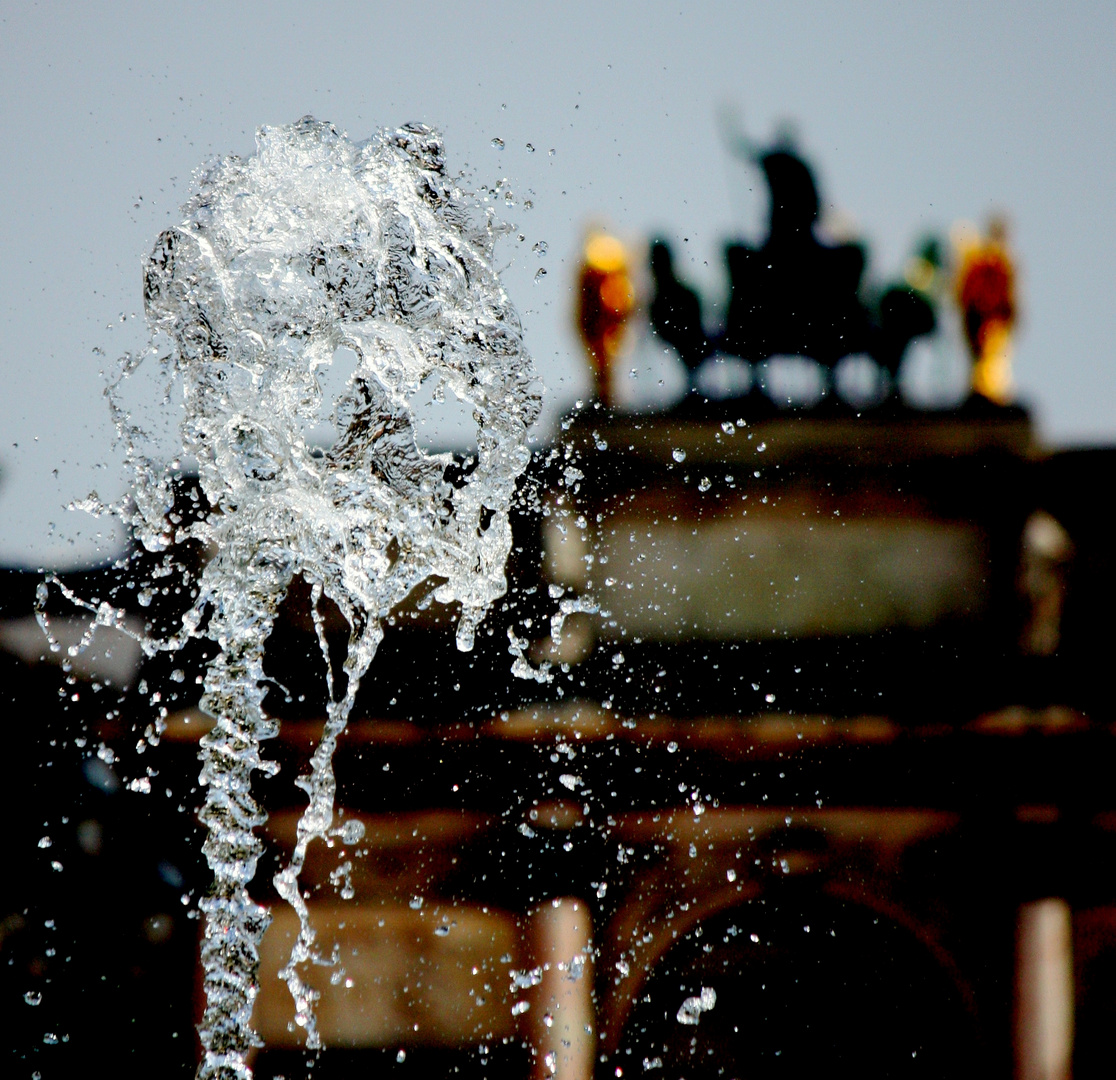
[{"xmin": 91, "ymin": 117, "xmax": 539, "ymax": 1078}]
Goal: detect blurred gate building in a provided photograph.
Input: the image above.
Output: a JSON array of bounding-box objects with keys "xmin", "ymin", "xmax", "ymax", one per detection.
[{"xmin": 4, "ymin": 190, "xmax": 1116, "ymax": 1080}]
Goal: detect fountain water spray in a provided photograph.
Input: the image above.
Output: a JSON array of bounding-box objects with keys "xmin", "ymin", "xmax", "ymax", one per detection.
[{"xmin": 100, "ymin": 117, "xmax": 539, "ymax": 1079}]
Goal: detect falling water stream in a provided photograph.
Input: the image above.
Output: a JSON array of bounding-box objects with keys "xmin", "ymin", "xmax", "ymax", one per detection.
[{"xmin": 90, "ymin": 117, "xmax": 539, "ymax": 1079}]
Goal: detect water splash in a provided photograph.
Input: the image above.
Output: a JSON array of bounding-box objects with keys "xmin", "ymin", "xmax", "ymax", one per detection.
[
  {"xmin": 676, "ymin": 986, "xmax": 717, "ymax": 1025},
  {"xmin": 108, "ymin": 117, "xmax": 539, "ymax": 1078}
]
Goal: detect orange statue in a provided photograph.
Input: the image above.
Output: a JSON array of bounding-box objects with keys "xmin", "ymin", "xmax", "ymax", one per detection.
[
  {"xmin": 576, "ymin": 230, "xmax": 634, "ymax": 407},
  {"xmin": 954, "ymin": 217, "xmax": 1018, "ymax": 405}
]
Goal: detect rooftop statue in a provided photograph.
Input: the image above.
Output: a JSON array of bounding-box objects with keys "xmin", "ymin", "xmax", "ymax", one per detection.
[
  {"xmin": 648, "ymin": 239, "xmax": 712, "ymax": 381},
  {"xmin": 954, "ymin": 216, "xmax": 1018, "ymax": 405},
  {"xmin": 576, "ymin": 230, "xmax": 636, "ymax": 407},
  {"xmin": 873, "ymin": 237, "xmax": 940, "ymax": 387},
  {"xmin": 719, "ymin": 132, "xmax": 874, "ymax": 371},
  {"xmin": 647, "ymin": 118, "xmax": 943, "ymax": 405}
]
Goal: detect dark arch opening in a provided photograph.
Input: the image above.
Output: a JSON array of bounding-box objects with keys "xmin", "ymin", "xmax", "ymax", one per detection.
[{"xmin": 611, "ymin": 892, "xmax": 986, "ymax": 1079}]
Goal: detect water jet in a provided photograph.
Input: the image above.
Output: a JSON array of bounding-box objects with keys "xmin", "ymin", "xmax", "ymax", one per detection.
[{"xmin": 103, "ymin": 116, "xmax": 540, "ymax": 1079}]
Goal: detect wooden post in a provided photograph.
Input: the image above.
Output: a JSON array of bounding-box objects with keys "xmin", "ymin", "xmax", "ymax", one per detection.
[
  {"xmin": 1015, "ymin": 898, "xmax": 1074, "ymax": 1080},
  {"xmin": 525, "ymin": 898, "xmax": 596, "ymax": 1080}
]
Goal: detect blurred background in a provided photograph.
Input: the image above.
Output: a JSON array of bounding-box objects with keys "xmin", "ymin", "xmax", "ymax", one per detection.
[
  {"xmin": 4, "ymin": 6, "xmax": 1116, "ymax": 1079},
  {"xmin": 0, "ymin": 0, "xmax": 1113, "ymax": 567}
]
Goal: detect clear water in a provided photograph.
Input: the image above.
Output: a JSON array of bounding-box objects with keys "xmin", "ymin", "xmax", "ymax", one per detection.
[{"xmin": 102, "ymin": 116, "xmax": 539, "ymax": 1079}]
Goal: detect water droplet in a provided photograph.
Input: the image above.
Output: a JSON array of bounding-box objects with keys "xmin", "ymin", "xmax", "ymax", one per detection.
[
  {"xmin": 534, "ymin": 267, "xmax": 547, "ymax": 282},
  {"xmin": 676, "ymin": 987, "xmax": 716, "ymax": 1025},
  {"xmin": 666, "ymin": 741, "xmax": 678, "ymax": 753},
  {"xmin": 721, "ymin": 422, "xmax": 736, "ymax": 434},
  {"xmin": 396, "ymin": 1049, "xmax": 407, "ymax": 1063},
  {"xmin": 409, "ymin": 896, "xmax": 423, "ymax": 910},
  {"xmin": 526, "ymin": 143, "xmax": 535, "ymax": 153},
  {"xmin": 698, "ymin": 477, "xmax": 711, "ymax": 492},
  {"xmin": 37, "ymin": 836, "xmax": 51, "ymax": 849},
  {"xmin": 42, "ymin": 1033, "xmax": 59, "ymax": 1045},
  {"xmin": 672, "ymin": 448, "xmax": 687, "ymax": 463},
  {"xmin": 727, "ymin": 868, "xmax": 737, "ymax": 882},
  {"xmin": 24, "ymin": 991, "xmax": 42, "ymax": 1006},
  {"xmin": 336, "ymin": 819, "xmax": 365, "ymax": 845},
  {"xmin": 532, "ymin": 240, "xmax": 548, "ymax": 257},
  {"xmin": 490, "ymin": 137, "xmax": 505, "ymax": 150},
  {"xmin": 757, "ymin": 441, "xmax": 767, "ymax": 452}
]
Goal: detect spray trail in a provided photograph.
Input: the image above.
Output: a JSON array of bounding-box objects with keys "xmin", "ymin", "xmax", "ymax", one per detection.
[{"xmin": 111, "ymin": 117, "xmax": 540, "ymax": 1079}]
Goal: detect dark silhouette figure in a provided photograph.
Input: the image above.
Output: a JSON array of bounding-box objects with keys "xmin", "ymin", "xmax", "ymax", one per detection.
[
  {"xmin": 762, "ymin": 148, "xmax": 820, "ymax": 241},
  {"xmin": 641, "ymin": 115, "xmax": 944, "ymax": 405},
  {"xmin": 721, "ymin": 140, "xmax": 872, "ymax": 373},
  {"xmin": 873, "ymin": 285, "xmax": 936, "ymax": 382},
  {"xmin": 870, "ymin": 238, "xmax": 941, "ymax": 387},
  {"xmin": 648, "ymin": 240, "xmax": 712, "ymax": 384}
]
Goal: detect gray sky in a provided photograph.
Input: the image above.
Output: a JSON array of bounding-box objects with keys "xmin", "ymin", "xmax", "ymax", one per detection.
[{"xmin": 2, "ymin": 0, "xmax": 1113, "ymax": 567}]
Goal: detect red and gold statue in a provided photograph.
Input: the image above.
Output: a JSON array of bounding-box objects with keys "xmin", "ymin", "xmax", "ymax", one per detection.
[
  {"xmin": 576, "ymin": 230, "xmax": 635, "ymax": 407},
  {"xmin": 953, "ymin": 216, "xmax": 1018, "ymax": 405}
]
